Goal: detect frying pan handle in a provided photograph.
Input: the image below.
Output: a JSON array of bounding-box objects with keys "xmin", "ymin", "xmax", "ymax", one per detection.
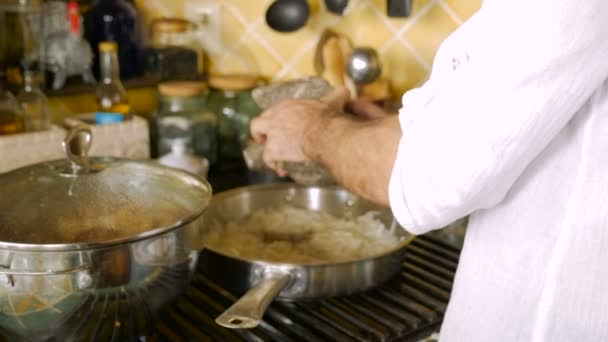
[{"xmin": 216, "ymin": 272, "xmax": 292, "ymax": 329}]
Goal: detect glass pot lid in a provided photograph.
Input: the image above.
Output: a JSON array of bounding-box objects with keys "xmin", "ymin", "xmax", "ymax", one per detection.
[{"xmin": 0, "ymin": 125, "xmax": 212, "ymax": 250}]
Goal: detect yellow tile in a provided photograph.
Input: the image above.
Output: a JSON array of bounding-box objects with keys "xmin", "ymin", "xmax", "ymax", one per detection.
[
  {"xmin": 135, "ymin": 0, "xmax": 181, "ymax": 17},
  {"xmin": 444, "ymin": 0, "xmax": 482, "ymax": 21},
  {"xmin": 275, "ymin": 69, "xmax": 302, "ymax": 81},
  {"xmin": 134, "ymin": 0, "xmax": 172, "ymax": 36},
  {"xmin": 255, "ymin": 21, "xmax": 319, "ymax": 62},
  {"xmin": 382, "ymin": 41, "xmax": 429, "ymax": 96},
  {"xmin": 210, "ymin": 54, "xmax": 248, "ymax": 75},
  {"xmin": 370, "ymin": 0, "xmax": 434, "ymax": 30},
  {"xmin": 221, "ymin": 6, "xmax": 246, "ymax": 45},
  {"xmin": 329, "ymin": 2, "xmax": 394, "ymax": 49},
  {"xmin": 306, "ymin": 8, "xmax": 341, "ymax": 32},
  {"xmin": 210, "ymin": 42, "xmax": 266, "ymax": 75},
  {"xmin": 307, "ymin": 0, "xmax": 323, "ymax": 14},
  {"xmin": 402, "ymin": 4, "xmax": 459, "ymax": 64},
  {"xmin": 293, "ymin": 45, "xmax": 318, "ymax": 77},
  {"xmin": 136, "ymin": 0, "xmax": 467, "ymax": 95},
  {"xmin": 224, "ymin": 0, "xmax": 272, "ymax": 24},
  {"xmin": 240, "ymin": 38, "xmax": 283, "ymax": 77}
]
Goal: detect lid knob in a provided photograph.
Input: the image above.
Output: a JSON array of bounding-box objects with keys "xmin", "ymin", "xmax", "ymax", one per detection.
[{"xmin": 62, "ymin": 124, "xmax": 93, "ymax": 171}]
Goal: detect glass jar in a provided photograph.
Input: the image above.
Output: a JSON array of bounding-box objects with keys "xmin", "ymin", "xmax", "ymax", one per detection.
[
  {"xmin": 144, "ymin": 17, "xmax": 203, "ymax": 80},
  {"xmin": 150, "ymin": 18, "xmax": 194, "ymax": 48},
  {"xmin": 0, "ymin": 68, "xmax": 25, "ymax": 135},
  {"xmin": 206, "ymin": 74, "xmax": 262, "ymax": 161},
  {"xmin": 151, "ymin": 81, "xmax": 218, "ymax": 165},
  {"xmin": 0, "ymin": 0, "xmax": 44, "ymax": 92},
  {"xmin": 17, "ymin": 68, "xmax": 51, "ymax": 131}
]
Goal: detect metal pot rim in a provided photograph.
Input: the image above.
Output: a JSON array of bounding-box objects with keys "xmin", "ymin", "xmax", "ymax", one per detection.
[
  {"xmin": 0, "ymin": 205, "xmax": 208, "ymax": 253},
  {"xmin": 0, "ymin": 124, "xmax": 213, "ymax": 252},
  {"xmin": 205, "ymin": 183, "xmax": 416, "ymax": 267}
]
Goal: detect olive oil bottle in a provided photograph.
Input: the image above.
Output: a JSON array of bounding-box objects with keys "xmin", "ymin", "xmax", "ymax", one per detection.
[{"xmin": 95, "ymin": 42, "xmax": 130, "ymax": 117}]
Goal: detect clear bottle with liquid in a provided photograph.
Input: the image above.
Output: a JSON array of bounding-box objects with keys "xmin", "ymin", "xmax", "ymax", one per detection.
[
  {"xmin": 0, "ymin": 68, "xmax": 25, "ymax": 135},
  {"xmin": 96, "ymin": 41, "xmax": 130, "ymax": 117},
  {"xmin": 17, "ymin": 69, "xmax": 51, "ymax": 131}
]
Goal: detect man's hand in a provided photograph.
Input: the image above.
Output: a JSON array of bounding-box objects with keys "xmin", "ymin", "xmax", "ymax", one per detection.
[
  {"xmin": 251, "ymin": 86, "xmax": 400, "ymax": 206},
  {"xmin": 250, "ymin": 87, "xmax": 350, "ymax": 175},
  {"xmin": 347, "ymin": 99, "xmax": 390, "ymax": 120}
]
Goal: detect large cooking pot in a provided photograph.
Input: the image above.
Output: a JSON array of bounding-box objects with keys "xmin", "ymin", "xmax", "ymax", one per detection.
[
  {"xmin": 198, "ymin": 184, "xmax": 415, "ymax": 329},
  {"xmin": 0, "ymin": 125, "xmax": 211, "ymax": 340}
]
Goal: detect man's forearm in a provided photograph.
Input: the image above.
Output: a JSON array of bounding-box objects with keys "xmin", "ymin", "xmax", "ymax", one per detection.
[{"xmin": 305, "ymin": 115, "xmax": 402, "ymax": 206}]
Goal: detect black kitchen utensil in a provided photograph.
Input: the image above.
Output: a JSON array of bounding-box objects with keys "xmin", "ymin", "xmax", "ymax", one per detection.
[
  {"xmin": 265, "ymin": 0, "xmax": 310, "ymax": 33},
  {"xmin": 387, "ymin": 0, "xmax": 412, "ymax": 17},
  {"xmin": 324, "ymin": 0, "xmax": 348, "ymax": 14}
]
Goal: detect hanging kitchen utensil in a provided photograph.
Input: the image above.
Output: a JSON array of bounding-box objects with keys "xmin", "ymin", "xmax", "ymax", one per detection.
[
  {"xmin": 313, "ymin": 29, "xmax": 353, "ymax": 87},
  {"xmin": 265, "ymin": 0, "xmax": 310, "ymax": 33},
  {"xmin": 198, "ymin": 183, "xmax": 415, "ymax": 329},
  {"xmin": 387, "ymin": 0, "xmax": 413, "ymax": 17},
  {"xmin": 324, "ymin": 0, "xmax": 349, "ymax": 14},
  {"xmin": 346, "ymin": 47, "xmax": 382, "ymax": 84}
]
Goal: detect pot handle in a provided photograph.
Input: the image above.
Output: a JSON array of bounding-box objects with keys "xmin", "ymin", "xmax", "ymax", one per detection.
[
  {"xmin": 0, "ymin": 264, "xmax": 89, "ymax": 275},
  {"xmin": 0, "ymin": 264, "xmax": 91, "ymax": 288},
  {"xmin": 0, "ymin": 252, "xmax": 92, "ymax": 287},
  {"xmin": 215, "ymin": 271, "xmax": 292, "ymax": 329}
]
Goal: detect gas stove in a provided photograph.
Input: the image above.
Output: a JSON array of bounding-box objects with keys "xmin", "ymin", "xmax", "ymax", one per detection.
[
  {"xmin": 157, "ymin": 235, "xmax": 460, "ymax": 342},
  {"xmin": 0, "ymin": 166, "xmax": 463, "ymax": 342},
  {"xmin": 35, "ymin": 234, "xmax": 459, "ymax": 342}
]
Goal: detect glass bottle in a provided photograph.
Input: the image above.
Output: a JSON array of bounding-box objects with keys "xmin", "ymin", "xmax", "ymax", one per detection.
[
  {"xmin": 152, "ymin": 81, "xmax": 218, "ymax": 165},
  {"xmin": 17, "ymin": 69, "xmax": 50, "ymax": 131},
  {"xmin": 0, "ymin": 67, "xmax": 25, "ymax": 135},
  {"xmin": 96, "ymin": 41, "xmax": 130, "ymax": 117},
  {"xmin": 149, "ymin": 17, "xmax": 204, "ymax": 76},
  {"xmin": 0, "ymin": 0, "xmax": 44, "ymax": 93},
  {"xmin": 83, "ymin": 0, "xmax": 142, "ymax": 79}
]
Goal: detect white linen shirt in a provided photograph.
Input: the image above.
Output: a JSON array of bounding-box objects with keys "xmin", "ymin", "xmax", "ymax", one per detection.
[{"xmin": 388, "ymin": 0, "xmax": 608, "ymax": 341}]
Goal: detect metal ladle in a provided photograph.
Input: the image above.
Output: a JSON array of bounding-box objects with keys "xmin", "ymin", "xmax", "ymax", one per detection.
[{"xmin": 346, "ymin": 47, "xmax": 382, "ymax": 84}]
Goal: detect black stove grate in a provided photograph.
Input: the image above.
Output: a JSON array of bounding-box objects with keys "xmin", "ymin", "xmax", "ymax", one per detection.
[
  {"xmin": 0, "ymin": 235, "xmax": 459, "ymax": 342},
  {"xmin": 153, "ymin": 235, "xmax": 460, "ymax": 342}
]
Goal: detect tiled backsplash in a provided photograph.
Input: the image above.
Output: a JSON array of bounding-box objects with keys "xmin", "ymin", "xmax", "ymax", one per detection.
[{"xmin": 135, "ymin": 0, "xmax": 481, "ymax": 97}]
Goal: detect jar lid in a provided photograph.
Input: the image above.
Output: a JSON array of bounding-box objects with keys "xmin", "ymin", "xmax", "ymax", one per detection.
[
  {"xmin": 158, "ymin": 81, "xmax": 207, "ymax": 97},
  {"xmin": 150, "ymin": 18, "xmax": 192, "ymax": 34},
  {"xmin": 0, "ymin": 125, "xmax": 212, "ymax": 251},
  {"xmin": 208, "ymin": 74, "xmax": 263, "ymax": 91}
]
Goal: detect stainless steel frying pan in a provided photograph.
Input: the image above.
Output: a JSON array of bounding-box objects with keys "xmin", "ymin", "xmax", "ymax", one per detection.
[{"xmin": 198, "ymin": 183, "xmax": 415, "ymax": 329}]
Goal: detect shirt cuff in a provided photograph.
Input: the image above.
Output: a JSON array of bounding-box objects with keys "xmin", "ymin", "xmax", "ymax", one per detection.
[{"xmin": 388, "ymin": 84, "xmax": 438, "ymax": 235}]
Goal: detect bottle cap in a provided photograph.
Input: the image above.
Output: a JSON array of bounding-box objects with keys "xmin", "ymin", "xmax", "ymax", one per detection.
[
  {"xmin": 99, "ymin": 41, "xmax": 118, "ymax": 53},
  {"xmin": 150, "ymin": 18, "xmax": 192, "ymax": 34},
  {"xmin": 158, "ymin": 81, "xmax": 207, "ymax": 97}
]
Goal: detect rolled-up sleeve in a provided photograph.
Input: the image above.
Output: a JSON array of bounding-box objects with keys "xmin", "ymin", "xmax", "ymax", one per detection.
[{"xmin": 389, "ymin": 0, "xmax": 608, "ymax": 235}]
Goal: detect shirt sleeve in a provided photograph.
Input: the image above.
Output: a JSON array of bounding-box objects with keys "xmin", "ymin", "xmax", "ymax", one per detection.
[{"xmin": 389, "ymin": 0, "xmax": 608, "ymax": 235}]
